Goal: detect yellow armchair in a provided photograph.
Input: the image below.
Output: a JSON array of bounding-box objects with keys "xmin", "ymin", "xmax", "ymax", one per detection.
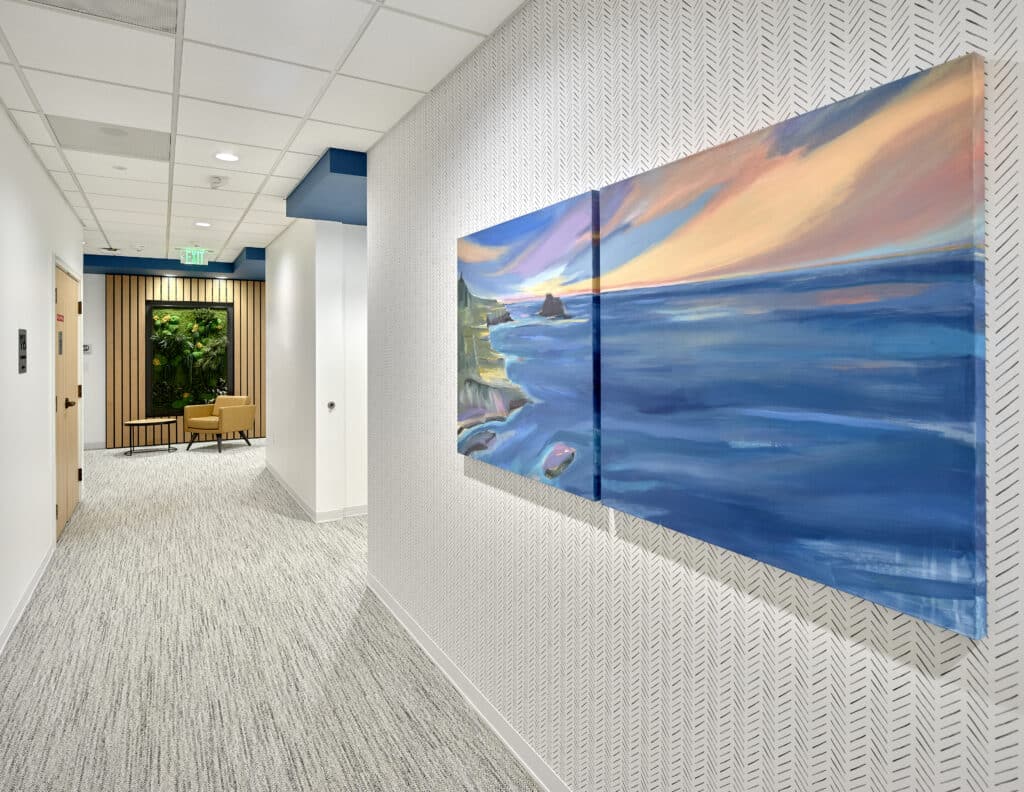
[{"xmin": 184, "ymin": 395, "xmax": 255, "ymax": 453}]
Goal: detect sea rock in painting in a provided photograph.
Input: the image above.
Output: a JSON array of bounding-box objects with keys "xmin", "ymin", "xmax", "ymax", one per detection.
[
  {"xmin": 459, "ymin": 430, "xmax": 497, "ymax": 456},
  {"xmin": 458, "ymin": 276, "xmax": 529, "ymax": 433},
  {"xmin": 538, "ymin": 293, "xmax": 570, "ymax": 319},
  {"xmin": 542, "ymin": 443, "xmax": 576, "ymax": 478},
  {"xmin": 486, "ymin": 307, "xmax": 513, "ymax": 326}
]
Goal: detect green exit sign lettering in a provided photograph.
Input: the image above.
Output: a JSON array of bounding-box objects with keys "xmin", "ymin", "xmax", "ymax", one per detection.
[{"xmin": 180, "ymin": 247, "xmax": 209, "ymax": 266}]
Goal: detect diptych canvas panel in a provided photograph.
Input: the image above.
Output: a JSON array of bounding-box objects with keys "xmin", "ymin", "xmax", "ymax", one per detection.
[
  {"xmin": 599, "ymin": 54, "xmax": 985, "ymax": 637},
  {"xmin": 456, "ymin": 55, "xmax": 985, "ymax": 637},
  {"xmin": 457, "ymin": 191, "xmax": 600, "ymax": 500}
]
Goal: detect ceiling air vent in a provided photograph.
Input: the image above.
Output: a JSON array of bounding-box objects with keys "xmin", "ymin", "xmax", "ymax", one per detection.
[
  {"xmin": 25, "ymin": 0, "xmax": 178, "ymax": 34},
  {"xmin": 48, "ymin": 116, "xmax": 170, "ymax": 161}
]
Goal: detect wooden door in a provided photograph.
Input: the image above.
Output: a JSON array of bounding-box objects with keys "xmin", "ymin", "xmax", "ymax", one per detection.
[{"xmin": 55, "ymin": 266, "xmax": 80, "ymax": 538}]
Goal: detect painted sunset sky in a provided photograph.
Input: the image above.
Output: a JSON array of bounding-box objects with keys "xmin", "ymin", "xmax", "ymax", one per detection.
[
  {"xmin": 600, "ymin": 55, "xmax": 984, "ymax": 291},
  {"xmin": 457, "ymin": 192, "xmax": 597, "ymax": 300}
]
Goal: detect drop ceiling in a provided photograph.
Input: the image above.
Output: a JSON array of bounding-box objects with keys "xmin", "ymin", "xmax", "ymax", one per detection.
[{"xmin": 0, "ymin": 0, "xmax": 524, "ymax": 261}]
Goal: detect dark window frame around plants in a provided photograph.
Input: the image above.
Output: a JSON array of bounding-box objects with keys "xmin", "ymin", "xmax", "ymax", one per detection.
[{"xmin": 145, "ymin": 301, "xmax": 235, "ymax": 417}]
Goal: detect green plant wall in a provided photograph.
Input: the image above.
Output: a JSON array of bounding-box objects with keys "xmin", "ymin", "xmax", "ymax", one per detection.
[{"xmin": 148, "ymin": 305, "xmax": 231, "ymax": 415}]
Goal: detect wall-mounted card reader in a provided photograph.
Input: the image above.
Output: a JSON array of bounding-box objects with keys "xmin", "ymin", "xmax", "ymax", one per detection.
[{"xmin": 18, "ymin": 329, "xmax": 26, "ymax": 374}]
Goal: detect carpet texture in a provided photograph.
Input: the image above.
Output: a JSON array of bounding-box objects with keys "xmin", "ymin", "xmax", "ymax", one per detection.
[{"xmin": 0, "ymin": 442, "xmax": 539, "ymax": 792}]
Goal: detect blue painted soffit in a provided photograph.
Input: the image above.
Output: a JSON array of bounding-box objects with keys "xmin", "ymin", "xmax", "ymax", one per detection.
[
  {"xmin": 286, "ymin": 148, "xmax": 367, "ymax": 225},
  {"xmin": 84, "ymin": 247, "xmax": 266, "ymax": 281}
]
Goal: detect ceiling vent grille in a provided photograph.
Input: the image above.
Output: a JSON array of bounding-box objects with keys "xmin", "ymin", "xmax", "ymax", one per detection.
[
  {"xmin": 48, "ymin": 116, "xmax": 171, "ymax": 160},
  {"xmin": 25, "ymin": 0, "xmax": 178, "ymax": 34}
]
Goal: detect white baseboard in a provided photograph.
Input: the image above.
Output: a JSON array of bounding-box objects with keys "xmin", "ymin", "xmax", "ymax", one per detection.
[
  {"xmin": 368, "ymin": 573, "xmax": 572, "ymax": 792},
  {"xmin": 264, "ymin": 464, "xmax": 367, "ymax": 523},
  {"xmin": 0, "ymin": 544, "xmax": 55, "ymax": 657}
]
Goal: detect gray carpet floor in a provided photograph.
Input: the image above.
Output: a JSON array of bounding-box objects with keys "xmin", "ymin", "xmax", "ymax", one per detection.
[{"xmin": 0, "ymin": 441, "xmax": 539, "ymax": 792}]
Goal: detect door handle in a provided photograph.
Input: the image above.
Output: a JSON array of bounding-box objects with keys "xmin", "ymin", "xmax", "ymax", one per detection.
[{"xmin": 64, "ymin": 398, "xmax": 77, "ymax": 409}]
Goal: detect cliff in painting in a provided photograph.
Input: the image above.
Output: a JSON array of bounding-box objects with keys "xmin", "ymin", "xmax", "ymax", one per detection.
[{"xmin": 457, "ymin": 191, "xmax": 600, "ymax": 500}]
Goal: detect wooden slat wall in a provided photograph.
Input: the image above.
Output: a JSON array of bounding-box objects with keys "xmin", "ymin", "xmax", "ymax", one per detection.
[{"xmin": 104, "ymin": 275, "xmax": 266, "ymax": 449}]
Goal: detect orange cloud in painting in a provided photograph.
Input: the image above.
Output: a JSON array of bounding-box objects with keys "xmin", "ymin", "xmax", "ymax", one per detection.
[{"xmin": 600, "ymin": 55, "xmax": 984, "ymax": 292}]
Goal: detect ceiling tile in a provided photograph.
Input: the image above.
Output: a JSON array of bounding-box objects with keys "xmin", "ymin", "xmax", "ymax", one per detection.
[
  {"xmin": 340, "ymin": 9, "xmax": 483, "ymax": 92},
  {"xmin": 62, "ymin": 189, "xmax": 88, "ymax": 208},
  {"xmin": 173, "ymin": 163, "xmax": 265, "ymax": 193},
  {"xmin": 385, "ymin": 0, "xmax": 524, "ymax": 34},
  {"xmin": 0, "ymin": 0, "xmax": 174, "ymax": 91},
  {"xmin": 234, "ymin": 220, "xmax": 289, "ymax": 237},
  {"xmin": 184, "ymin": 0, "xmax": 372, "ymax": 69},
  {"xmin": 177, "ymin": 98, "xmax": 297, "ymax": 149},
  {"xmin": 168, "ymin": 222, "xmax": 227, "ymax": 238},
  {"xmin": 10, "ymin": 109, "xmax": 53, "ymax": 144},
  {"xmin": 0, "ymin": 63, "xmax": 32, "ymax": 110},
  {"xmin": 291, "ymin": 118, "xmax": 381, "ymax": 155},
  {"xmin": 171, "ymin": 184, "xmax": 253, "ymax": 209},
  {"xmin": 89, "ymin": 195, "xmax": 167, "ymax": 214},
  {"xmin": 262, "ymin": 176, "xmax": 299, "ymax": 198},
  {"xmin": 50, "ymin": 170, "xmax": 77, "ymax": 190},
  {"xmin": 168, "ymin": 233, "xmax": 228, "ymax": 252},
  {"xmin": 180, "ymin": 42, "xmax": 326, "ymax": 116},
  {"xmin": 33, "ymin": 145, "xmax": 65, "ymax": 171},
  {"xmin": 274, "ymin": 151, "xmax": 318, "ymax": 179},
  {"xmin": 77, "ymin": 174, "xmax": 168, "ymax": 200},
  {"xmin": 25, "ymin": 70, "xmax": 171, "ymax": 131},
  {"xmin": 221, "ymin": 246, "xmax": 243, "ymax": 262},
  {"xmin": 174, "ymin": 135, "xmax": 279, "ymax": 173},
  {"xmin": 251, "ymin": 194, "xmax": 286, "ymax": 213},
  {"xmin": 64, "ymin": 150, "xmax": 169, "ymax": 182},
  {"xmin": 311, "ymin": 76, "xmax": 420, "ymax": 132},
  {"xmin": 73, "ymin": 207, "xmax": 97, "ymax": 229},
  {"xmin": 242, "ymin": 209, "xmax": 289, "ymax": 226},
  {"xmin": 171, "ymin": 202, "xmax": 245, "ymax": 223},
  {"xmin": 94, "ymin": 209, "xmax": 168, "ymax": 226}
]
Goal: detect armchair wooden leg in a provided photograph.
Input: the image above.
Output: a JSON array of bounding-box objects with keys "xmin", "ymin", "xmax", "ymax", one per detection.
[
  {"xmin": 240, "ymin": 430, "xmax": 251, "ymax": 446},
  {"xmin": 186, "ymin": 432, "xmax": 197, "ymax": 450},
  {"xmin": 216, "ymin": 434, "xmax": 223, "ymax": 453}
]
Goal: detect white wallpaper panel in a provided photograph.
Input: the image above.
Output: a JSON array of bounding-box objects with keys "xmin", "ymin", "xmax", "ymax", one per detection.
[{"xmin": 367, "ymin": 1, "xmax": 1023, "ymax": 790}]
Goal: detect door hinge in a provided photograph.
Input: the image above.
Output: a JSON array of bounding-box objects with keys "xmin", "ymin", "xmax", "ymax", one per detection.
[
  {"xmin": 77, "ymin": 301, "xmax": 82, "ymax": 315},
  {"xmin": 56, "ymin": 503, "xmax": 59, "ymax": 519},
  {"xmin": 78, "ymin": 468, "xmax": 82, "ymax": 482},
  {"xmin": 78, "ymin": 384, "xmax": 82, "ymax": 398},
  {"xmin": 54, "ymin": 288, "xmax": 57, "ymax": 304}
]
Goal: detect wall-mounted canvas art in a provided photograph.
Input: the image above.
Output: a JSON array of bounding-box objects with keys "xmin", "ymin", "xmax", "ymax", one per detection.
[
  {"xmin": 458, "ymin": 192, "xmax": 600, "ymax": 500},
  {"xmin": 147, "ymin": 302, "xmax": 233, "ymax": 416},
  {"xmin": 599, "ymin": 55, "xmax": 985, "ymax": 636}
]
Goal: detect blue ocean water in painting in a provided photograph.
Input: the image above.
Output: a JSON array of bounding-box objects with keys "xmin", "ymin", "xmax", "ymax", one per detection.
[
  {"xmin": 458, "ymin": 294, "xmax": 598, "ymax": 499},
  {"xmin": 600, "ymin": 250, "xmax": 985, "ymax": 636}
]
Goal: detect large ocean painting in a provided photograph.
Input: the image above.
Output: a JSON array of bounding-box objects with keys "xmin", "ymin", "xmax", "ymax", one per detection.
[
  {"xmin": 598, "ymin": 55, "xmax": 986, "ymax": 637},
  {"xmin": 458, "ymin": 192, "xmax": 600, "ymax": 500}
]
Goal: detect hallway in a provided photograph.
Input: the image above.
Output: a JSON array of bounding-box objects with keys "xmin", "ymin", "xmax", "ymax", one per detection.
[{"xmin": 0, "ymin": 444, "xmax": 537, "ymax": 792}]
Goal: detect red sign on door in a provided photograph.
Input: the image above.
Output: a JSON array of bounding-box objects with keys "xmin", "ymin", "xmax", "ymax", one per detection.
[{"xmin": 56, "ymin": 313, "xmax": 64, "ymax": 322}]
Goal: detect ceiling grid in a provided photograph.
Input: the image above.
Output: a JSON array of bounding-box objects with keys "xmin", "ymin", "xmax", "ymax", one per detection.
[{"xmin": 0, "ymin": 0, "xmax": 525, "ymax": 261}]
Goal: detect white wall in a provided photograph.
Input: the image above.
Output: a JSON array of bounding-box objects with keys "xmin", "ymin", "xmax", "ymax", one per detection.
[
  {"xmin": 266, "ymin": 219, "xmax": 367, "ymax": 520},
  {"xmin": 82, "ymin": 273, "xmax": 105, "ymax": 450},
  {"xmin": 341, "ymin": 225, "xmax": 367, "ymax": 511},
  {"xmin": 0, "ymin": 107, "xmax": 83, "ymax": 651},
  {"xmin": 366, "ymin": 2, "xmax": 1024, "ymax": 791},
  {"xmin": 266, "ymin": 220, "xmax": 318, "ymax": 511}
]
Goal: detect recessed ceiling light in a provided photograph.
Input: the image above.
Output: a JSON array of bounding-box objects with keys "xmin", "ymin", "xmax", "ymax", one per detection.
[
  {"xmin": 194, "ymin": 221, "xmax": 211, "ymax": 228},
  {"xmin": 215, "ymin": 152, "xmax": 239, "ymax": 162}
]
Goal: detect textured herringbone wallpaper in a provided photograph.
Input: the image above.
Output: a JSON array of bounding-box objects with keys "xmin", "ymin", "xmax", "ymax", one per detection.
[{"xmin": 367, "ymin": 1, "xmax": 1023, "ymax": 790}]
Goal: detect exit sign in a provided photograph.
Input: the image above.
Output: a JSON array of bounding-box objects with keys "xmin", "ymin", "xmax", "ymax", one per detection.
[{"xmin": 179, "ymin": 247, "xmax": 209, "ymax": 266}]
